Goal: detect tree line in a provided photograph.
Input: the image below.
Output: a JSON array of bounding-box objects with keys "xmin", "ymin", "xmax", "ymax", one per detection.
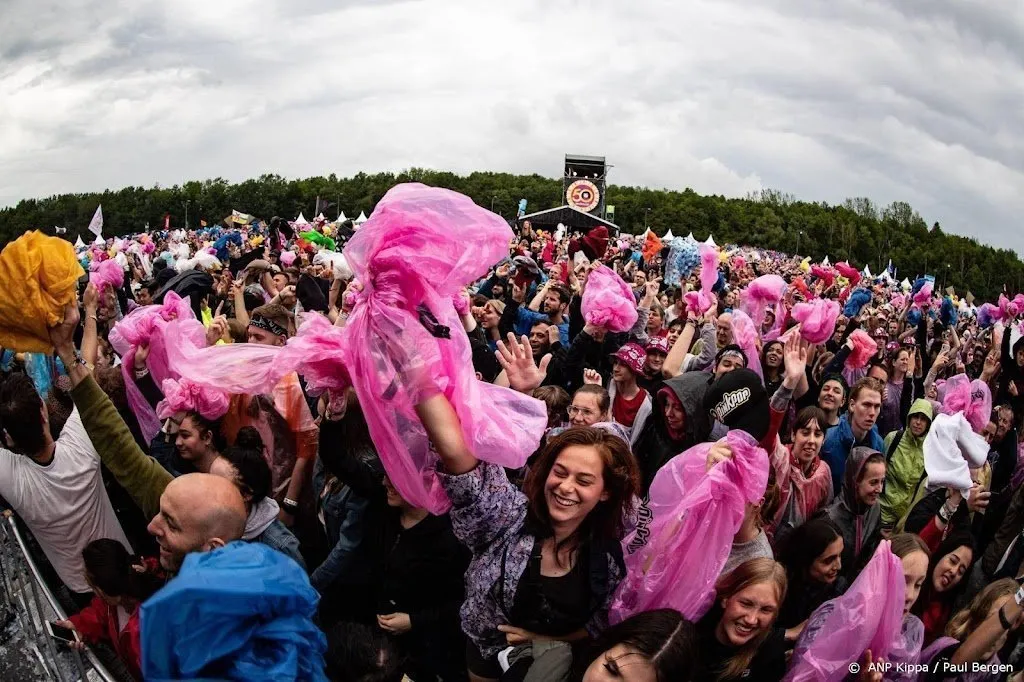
[{"xmin": 1, "ymin": 169, "xmax": 1020, "ymax": 300}]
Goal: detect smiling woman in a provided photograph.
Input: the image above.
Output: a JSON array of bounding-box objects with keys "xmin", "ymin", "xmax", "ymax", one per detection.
[{"xmin": 415, "ymin": 392, "xmax": 640, "ymax": 681}]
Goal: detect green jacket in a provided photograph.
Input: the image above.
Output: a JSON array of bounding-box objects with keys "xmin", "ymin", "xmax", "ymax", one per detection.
[
  {"xmin": 71, "ymin": 375, "xmax": 172, "ymax": 520},
  {"xmin": 878, "ymin": 399, "xmax": 933, "ymax": 528}
]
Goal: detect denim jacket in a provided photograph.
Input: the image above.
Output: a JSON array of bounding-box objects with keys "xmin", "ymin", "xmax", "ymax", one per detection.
[{"xmin": 310, "ymin": 457, "xmax": 370, "ymax": 592}]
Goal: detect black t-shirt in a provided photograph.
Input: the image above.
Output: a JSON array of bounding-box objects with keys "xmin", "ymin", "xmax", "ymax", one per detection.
[
  {"xmin": 509, "ymin": 542, "xmax": 591, "ymax": 637},
  {"xmin": 695, "ymin": 609, "xmax": 789, "ymax": 682}
]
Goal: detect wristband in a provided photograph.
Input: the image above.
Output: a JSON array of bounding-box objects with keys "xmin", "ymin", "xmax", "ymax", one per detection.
[
  {"xmin": 999, "ymin": 604, "xmax": 1014, "ymax": 630},
  {"xmin": 282, "ymin": 498, "xmax": 299, "ymax": 512},
  {"xmin": 1015, "ymin": 585, "xmax": 1024, "ymax": 606}
]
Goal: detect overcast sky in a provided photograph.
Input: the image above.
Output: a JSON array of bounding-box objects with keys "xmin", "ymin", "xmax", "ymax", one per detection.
[{"xmin": 2, "ymin": 0, "xmax": 1023, "ymax": 253}]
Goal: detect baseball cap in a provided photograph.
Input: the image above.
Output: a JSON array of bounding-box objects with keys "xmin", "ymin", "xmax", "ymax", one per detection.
[
  {"xmin": 703, "ymin": 368, "xmax": 770, "ymax": 442},
  {"xmin": 646, "ymin": 337, "xmax": 671, "ymax": 356},
  {"xmin": 610, "ymin": 342, "xmax": 647, "ymax": 375}
]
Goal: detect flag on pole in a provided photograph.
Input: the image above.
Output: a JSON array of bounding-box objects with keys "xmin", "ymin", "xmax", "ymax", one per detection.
[{"xmin": 88, "ymin": 205, "xmax": 103, "ymax": 236}]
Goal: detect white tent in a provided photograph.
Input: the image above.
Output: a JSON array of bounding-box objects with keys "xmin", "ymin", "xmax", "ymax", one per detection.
[
  {"xmin": 663, "ymin": 229, "xmax": 675, "ymax": 241},
  {"xmin": 294, "ymin": 212, "xmax": 310, "ymax": 225},
  {"xmin": 93, "ymin": 233, "xmax": 105, "ymax": 245},
  {"xmin": 354, "ymin": 211, "xmax": 369, "ymax": 226},
  {"xmin": 641, "ymin": 227, "xmax": 652, "ymax": 239},
  {"xmin": 337, "ymin": 210, "xmax": 348, "ymax": 223},
  {"xmin": 74, "ymin": 235, "xmax": 85, "ymax": 249},
  {"xmin": 900, "ymin": 278, "xmax": 911, "ymax": 292},
  {"xmin": 863, "ymin": 266, "xmax": 873, "ymax": 279},
  {"xmin": 316, "ymin": 213, "xmax": 326, "ymax": 222},
  {"xmin": 686, "ymin": 232, "xmax": 695, "ymax": 241},
  {"xmin": 821, "ymin": 256, "xmax": 831, "ymax": 267},
  {"xmin": 704, "ymin": 234, "xmax": 717, "ymax": 248}
]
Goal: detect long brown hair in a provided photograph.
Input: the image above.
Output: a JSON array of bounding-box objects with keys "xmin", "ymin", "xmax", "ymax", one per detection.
[
  {"xmin": 946, "ymin": 578, "xmax": 1016, "ymax": 641},
  {"xmin": 714, "ymin": 558, "xmax": 788, "ymax": 681},
  {"xmin": 522, "ymin": 426, "xmax": 639, "ymax": 553}
]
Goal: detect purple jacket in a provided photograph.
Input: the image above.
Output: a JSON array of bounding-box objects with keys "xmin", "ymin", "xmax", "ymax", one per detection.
[{"xmin": 440, "ymin": 462, "xmax": 624, "ymax": 659}]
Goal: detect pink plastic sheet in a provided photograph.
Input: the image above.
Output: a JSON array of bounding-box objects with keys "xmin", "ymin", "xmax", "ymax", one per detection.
[
  {"xmin": 609, "ymin": 430, "xmax": 768, "ymax": 623},
  {"xmin": 698, "ymin": 245, "xmax": 718, "ymax": 293},
  {"xmin": 730, "ymin": 309, "xmax": 763, "ymax": 379},
  {"xmin": 581, "ymin": 265, "xmax": 638, "ymax": 332},
  {"xmin": 108, "ymin": 293, "xmax": 208, "ymax": 443},
  {"xmin": 835, "ymin": 262, "xmax": 862, "ymax": 287},
  {"xmin": 845, "ymin": 329, "xmax": 877, "ymax": 370},
  {"xmin": 339, "ymin": 183, "xmax": 547, "ymax": 513},
  {"xmin": 791, "ymin": 299, "xmax": 840, "ymax": 345},
  {"xmin": 785, "ymin": 540, "xmax": 906, "ymax": 681},
  {"xmin": 939, "ymin": 373, "xmax": 992, "ymax": 433},
  {"xmin": 740, "ymin": 274, "xmax": 787, "ymax": 330},
  {"xmin": 156, "ymin": 377, "xmax": 230, "ymax": 420},
  {"xmin": 89, "ymin": 259, "xmax": 124, "ymax": 292},
  {"xmin": 912, "ymin": 281, "xmax": 934, "ymax": 307},
  {"xmin": 810, "ymin": 265, "xmax": 835, "ymax": 288}
]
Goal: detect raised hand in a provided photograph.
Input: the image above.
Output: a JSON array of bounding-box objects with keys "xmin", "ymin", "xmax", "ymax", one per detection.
[
  {"xmin": 583, "ymin": 368, "xmax": 602, "ymax": 386},
  {"xmin": 783, "ymin": 334, "xmax": 809, "ymax": 388},
  {"xmin": 496, "ymin": 333, "xmax": 550, "ymax": 394}
]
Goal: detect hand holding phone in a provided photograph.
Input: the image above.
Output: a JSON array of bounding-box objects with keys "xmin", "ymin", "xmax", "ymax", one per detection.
[{"xmin": 46, "ymin": 620, "xmax": 84, "ymax": 649}]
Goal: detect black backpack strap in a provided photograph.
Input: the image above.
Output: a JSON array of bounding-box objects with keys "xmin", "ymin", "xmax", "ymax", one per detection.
[{"xmin": 886, "ymin": 429, "xmax": 905, "ymax": 464}]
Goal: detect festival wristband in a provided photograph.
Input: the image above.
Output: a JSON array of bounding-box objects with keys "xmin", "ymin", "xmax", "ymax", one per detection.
[{"xmin": 1015, "ymin": 585, "xmax": 1024, "ymax": 606}]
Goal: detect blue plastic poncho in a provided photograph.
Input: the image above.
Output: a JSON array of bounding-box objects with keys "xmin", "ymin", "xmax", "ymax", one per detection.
[{"xmin": 141, "ymin": 542, "xmax": 327, "ymax": 681}]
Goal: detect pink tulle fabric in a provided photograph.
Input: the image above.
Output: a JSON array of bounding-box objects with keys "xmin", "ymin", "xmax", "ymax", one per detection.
[
  {"xmin": 279, "ymin": 250, "xmax": 297, "ymax": 267},
  {"xmin": 733, "ymin": 255, "xmax": 745, "ymax": 270},
  {"xmin": 609, "ymin": 430, "xmax": 768, "ymax": 623},
  {"xmin": 891, "ymin": 293, "xmax": 906, "ymax": 310},
  {"xmin": 810, "ymin": 265, "xmax": 835, "ymax": 288},
  {"xmin": 791, "ymin": 298, "xmax": 840, "ymax": 344},
  {"xmin": 740, "ymin": 274, "xmax": 787, "ymax": 329},
  {"xmin": 835, "ymin": 262, "xmax": 861, "ymax": 287},
  {"xmin": 913, "ymin": 281, "xmax": 934, "ymax": 306},
  {"xmin": 108, "ymin": 293, "xmax": 208, "ymax": 442},
  {"xmin": 784, "ymin": 541, "xmax": 905, "ymax": 681},
  {"xmin": 156, "ymin": 377, "xmax": 230, "ymax": 420},
  {"xmin": 939, "ymin": 374, "xmax": 992, "ymax": 433},
  {"xmin": 89, "ymin": 259, "xmax": 124, "ymax": 292},
  {"xmin": 339, "ymin": 184, "xmax": 547, "ymax": 512},
  {"xmin": 845, "ymin": 330, "xmax": 877, "ymax": 370},
  {"xmin": 730, "ymin": 309, "xmax": 763, "ymax": 379},
  {"xmin": 582, "ymin": 265, "xmax": 639, "ymax": 332}
]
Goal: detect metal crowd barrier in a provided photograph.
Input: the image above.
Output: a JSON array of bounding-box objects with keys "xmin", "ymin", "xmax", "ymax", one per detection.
[{"xmin": 0, "ymin": 510, "xmax": 122, "ymax": 682}]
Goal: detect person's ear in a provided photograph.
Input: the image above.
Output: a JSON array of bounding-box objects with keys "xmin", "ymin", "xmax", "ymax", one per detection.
[
  {"xmin": 204, "ymin": 538, "xmax": 227, "ymax": 552},
  {"xmin": 475, "ymin": 372, "xmax": 484, "ymax": 381},
  {"xmin": 599, "ymin": 490, "xmax": 610, "ymax": 502}
]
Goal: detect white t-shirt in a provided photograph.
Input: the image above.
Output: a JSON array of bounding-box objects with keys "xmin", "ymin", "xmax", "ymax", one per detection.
[{"xmin": 0, "ymin": 408, "xmax": 132, "ymax": 593}]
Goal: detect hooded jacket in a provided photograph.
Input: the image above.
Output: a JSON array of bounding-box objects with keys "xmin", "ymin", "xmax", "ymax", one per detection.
[
  {"xmin": 821, "ymin": 413, "xmax": 885, "ymax": 496},
  {"xmin": 823, "ymin": 446, "xmax": 883, "ymax": 579},
  {"xmin": 879, "ymin": 399, "xmax": 933, "ymax": 528},
  {"xmin": 632, "ymin": 371, "xmax": 712, "ymax": 493}
]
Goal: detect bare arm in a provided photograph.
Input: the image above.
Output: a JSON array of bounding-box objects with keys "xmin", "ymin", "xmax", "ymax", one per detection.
[
  {"xmin": 81, "ymin": 284, "xmax": 99, "ymax": 369},
  {"xmin": 662, "ymin": 317, "xmax": 698, "ymax": 378},
  {"xmin": 414, "ymin": 395, "xmax": 478, "ymax": 475}
]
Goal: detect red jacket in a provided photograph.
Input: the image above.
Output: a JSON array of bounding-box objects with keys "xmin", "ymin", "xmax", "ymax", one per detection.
[{"xmin": 69, "ymin": 597, "xmax": 142, "ymax": 681}]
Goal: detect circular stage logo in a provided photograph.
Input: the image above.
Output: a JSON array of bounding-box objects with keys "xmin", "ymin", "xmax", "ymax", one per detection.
[{"xmin": 566, "ymin": 180, "xmax": 600, "ymax": 212}]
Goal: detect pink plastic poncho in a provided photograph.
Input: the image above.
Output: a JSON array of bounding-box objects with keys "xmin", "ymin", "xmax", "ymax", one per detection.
[
  {"xmin": 912, "ymin": 281, "xmax": 934, "ymax": 307},
  {"xmin": 156, "ymin": 378, "xmax": 230, "ymax": 421},
  {"xmin": 108, "ymin": 293, "xmax": 208, "ymax": 443},
  {"xmin": 791, "ymin": 299, "xmax": 840, "ymax": 344},
  {"xmin": 810, "ymin": 265, "xmax": 835, "ymax": 289},
  {"xmin": 683, "ymin": 246, "xmax": 719, "ymax": 316},
  {"xmin": 339, "ymin": 184, "xmax": 547, "ymax": 513},
  {"xmin": 785, "ymin": 541, "xmax": 906, "ymax": 682},
  {"xmin": 891, "ymin": 293, "xmax": 906, "ymax": 310},
  {"xmin": 845, "ymin": 330, "xmax": 877, "ymax": 370},
  {"xmin": 730, "ymin": 309, "xmax": 763, "ymax": 379},
  {"xmin": 939, "ymin": 374, "xmax": 992, "ymax": 433},
  {"xmin": 609, "ymin": 430, "xmax": 768, "ymax": 623},
  {"xmin": 739, "ymin": 274, "xmax": 787, "ymax": 330},
  {"xmin": 582, "ymin": 265, "xmax": 638, "ymax": 332},
  {"xmin": 835, "ymin": 262, "xmax": 862, "ymax": 287},
  {"xmin": 89, "ymin": 259, "xmax": 124, "ymax": 292}
]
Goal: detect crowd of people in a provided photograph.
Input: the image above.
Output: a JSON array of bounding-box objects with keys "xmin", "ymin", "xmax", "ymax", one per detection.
[{"xmin": 1, "ymin": 181, "xmax": 1024, "ymax": 681}]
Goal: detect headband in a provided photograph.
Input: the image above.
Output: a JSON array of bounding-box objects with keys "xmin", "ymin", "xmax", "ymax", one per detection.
[{"xmin": 249, "ymin": 314, "xmax": 288, "ymax": 338}]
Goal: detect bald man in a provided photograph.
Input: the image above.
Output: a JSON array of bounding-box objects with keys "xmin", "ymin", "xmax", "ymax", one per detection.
[
  {"xmin": 48, "ymin": 304, "xmax": 252, "ymax": 575},
  {"xmin": 716, "ymin": 312, "xmax": 733, "ymax": 349},
  {"xmin": 148, "ymin": 474, "xmax": 247, "ymax": 572}
]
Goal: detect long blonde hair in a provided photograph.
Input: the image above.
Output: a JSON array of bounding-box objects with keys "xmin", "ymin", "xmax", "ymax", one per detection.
[
  {"xmin": 714, "ymin": 558, "xmax": 788, "ymax": 681},
  {"xmin": 946, "ymin": 578, "xmax": 1017, "ymax": 641}
]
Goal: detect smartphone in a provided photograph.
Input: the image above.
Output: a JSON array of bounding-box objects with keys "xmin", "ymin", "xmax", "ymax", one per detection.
[{"xmin": 45, "ymin": 621, "xmax": 80, "ymax": 645}]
